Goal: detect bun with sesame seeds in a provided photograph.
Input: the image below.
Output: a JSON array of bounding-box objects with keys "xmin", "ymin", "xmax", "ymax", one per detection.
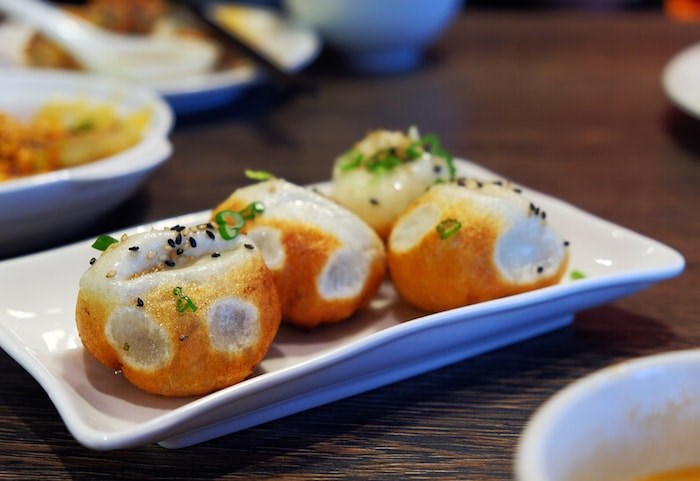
[
  {"xmin": 387, "ymin": 178, "xmax": 570, "ymax": 312},
  {"xmin": 75, "ymin": 225, "xmax": 281, "ymax": 397},
  {"xmin": 331, "ymin": 127, "xmax": 455, "ymax": 239},
  {"xmin": 212, "ymin": 178, "xmax": 386, "ymax": 329}
]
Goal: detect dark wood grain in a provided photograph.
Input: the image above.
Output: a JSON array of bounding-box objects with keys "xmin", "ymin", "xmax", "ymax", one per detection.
[{"xmin": 1, "ymin": 10, "xmax": 699, "ymax": 481}]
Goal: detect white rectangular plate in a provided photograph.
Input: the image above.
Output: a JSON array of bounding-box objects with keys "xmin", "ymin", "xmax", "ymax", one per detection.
[{"xmin": 0, "ymin": 160, "xmax": 685, "ymax": 450}]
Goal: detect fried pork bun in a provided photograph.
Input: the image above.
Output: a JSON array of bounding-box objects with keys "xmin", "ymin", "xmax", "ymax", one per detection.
[
  {"xmin": 213, "ymin": 179, "xmax": 386, "ymax": 328},
  {"xmin": 331, "ymin": 127, "xmax": 454, "ymax": 239},
  {"xmin": 76, "ymin": 226, "xmax": 281, "ymax": 397},
  {"xmin": 387, "ymin": 178, "xmax": 570, "ymax": 312}
]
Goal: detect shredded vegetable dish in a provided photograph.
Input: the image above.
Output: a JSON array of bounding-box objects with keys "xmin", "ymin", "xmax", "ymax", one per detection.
[{"xmin": 0, "ymin": 100, "xmax": 150, "ymax": 181}]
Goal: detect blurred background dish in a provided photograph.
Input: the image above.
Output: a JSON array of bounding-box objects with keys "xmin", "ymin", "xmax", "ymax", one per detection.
[
  {"xmin": 0, "ymin": 0, "xmax": 221, "ymax": 83},
  {"xmin": 0, "ymin": 68, "xmax": 173, "ymax": 257},
  {"xmin": 283, "ymin": 0, "xmax": 463, "ymax": 73},
  {"xmin": 516, "ymin": 350, "xmax": 700, "ymax": 481},
  {"xmin": 663, "ymin": 41, "xmax": 700, "ymax": 120},
  {"xmin": 0, "ymin": 1, "xmax": 321, "ymax": 114}
]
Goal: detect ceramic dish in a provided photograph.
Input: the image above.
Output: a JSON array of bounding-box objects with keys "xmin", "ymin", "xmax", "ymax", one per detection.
[
  {"xmin": 662, "ymin": 42, "xmax": 700, "ymax": 119},
  {"xmin": 516, "ymin": 349, "xmax": 700, "ymax": 481},
  {"xmin": 0, "ymin": 69, "xmax": 173, "ymax": 257},
  {"xmin": 0, "ymin": 159, "xmax": 684, "ymax": 450},
  {"xmin": 0, "ymin": 5, "xmax": 321, "ymax": 114}
]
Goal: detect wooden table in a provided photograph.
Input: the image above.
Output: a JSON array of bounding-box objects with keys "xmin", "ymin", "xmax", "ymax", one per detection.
[{"xmin": 1, "ymin": 9, "xmax": 698, "ymax": 480}]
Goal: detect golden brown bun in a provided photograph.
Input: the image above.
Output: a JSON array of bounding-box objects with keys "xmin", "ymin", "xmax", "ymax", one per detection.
[
  {"xmin": 76, "ymin": 227, "xmax": 281, "ymax": 397},
  {"xmin": 387, "ymin": 180, "xmax": 569, "ymax": 312},
  {"xmin": 213, "ymin": 179, "xmax": 386, "ymax": 328}
]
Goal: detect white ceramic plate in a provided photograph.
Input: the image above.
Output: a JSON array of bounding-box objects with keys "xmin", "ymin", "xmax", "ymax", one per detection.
[
  {"xmin": 516, "ymin": 349, "xmax": 700, "ymax": 481},
  {"xmin": 0, "ymin": 160, "xmax": 685, "ymax": 450},
  {"xmin": 0, "ymin": 5, "xmax": 321, "ymax": 114},
  {"xmin": 0, "ymin": 69, "xmax": 174, "ymax": 257},
  {"xmin": 662, "ymin": 42, "xmax": 700, "ymax": 119}
]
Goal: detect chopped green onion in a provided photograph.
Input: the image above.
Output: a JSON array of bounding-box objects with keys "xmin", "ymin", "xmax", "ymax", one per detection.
[
  {"xmin": 436, "ymin": 219, "xmax": 462, "ymax": 240},
  {"xmin": 92, "ymin": 234, "xmax": 119, "ymax": 251},
  {"xmin": 173, "ymin": 286, "xmax": 197, "ymax": 313},
  {"xmin": 339, "ymin": 131, "xmax": 455, "ymax": 179},
  {"xmin": 420, "ymin": 134, "xmax": 455, "ymax": 181},
  {"xmin": 338, "ymin": 149, "xmax": 363, "ymax": 172},
  {"xmin": 405, "ymin": 140, "xmax": 424, "ymax": 160},
  {"xmin": 215, "ymin": 210, "xmax": 245, "ymax": 240},
  {"xmin": 239, "ymin": 201, "xmax": 265, "ymax": 220},
  {"xmin": 245, "ymin": 169, "xmax": 275, "ymax": 181},
  {"xmin": 570, "ymin": 270, "xmax": 586, "ymax": 280},
  {"xmin": 366, "ymin": 150, "xmax": 402, "ymax": 174}
]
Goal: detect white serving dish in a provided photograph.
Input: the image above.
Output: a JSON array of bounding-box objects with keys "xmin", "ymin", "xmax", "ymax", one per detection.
[
  {"xmin": 0, "ymin": 68, "xmax": 173, "ymax": 257},
  {"xmin": 663, "ymin": 42, "xmax": 700, "ymax": 120},
  {"xmin": 0, "ymin": 159, "xmax": 685, "ymax": 450},
  {"xmin": 516, "ymin": 349, "xmax": 700, "ymax": 481},
  {"xmin": 0, "ymin": 4, "xmax": 321, "ymax": 114}
]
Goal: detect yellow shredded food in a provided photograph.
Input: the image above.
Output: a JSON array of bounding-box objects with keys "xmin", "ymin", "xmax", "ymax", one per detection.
[{"xmin": 0, "ymin": 100, "xmax": 150, "ymax": 181}]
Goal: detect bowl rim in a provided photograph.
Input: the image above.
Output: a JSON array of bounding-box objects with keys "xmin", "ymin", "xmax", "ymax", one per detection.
[
  {"xmin": 515, "ymin": 349, "xmax": 700, "ymax": 481},
  {"xmin": 0, "ymin": 67, "xmax": 174, "ymax": 194}
]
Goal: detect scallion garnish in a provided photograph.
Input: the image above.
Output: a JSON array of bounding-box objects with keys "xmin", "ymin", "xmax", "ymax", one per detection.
[
  {"xmin": 570, "ymin": 270, "xmax": 586, "ymax": 280},
  {"xmin": 245, "ymin": 169, "xmax": 275, "ymax": 181},
  {"xmin": 420, "ymin": 134, "xmax": 455, "ymax": 181},
  {"xmin": 338, "ymin": 149, "xmax": 363, "ymax": 172},
  {"xmin": 215, "ymin": 210, "xmax": 245, "ymax": 240},
  {"xmin": 239, "ymin": 201, "xmax": 265, "ymax": 220},
  {"xmin": 436, "ymin": 219, "xmax": 461, "ymax": 240},
  {"xmin": 338, "ymin": 130, "xmax": 455, "ymax": 179},
  {"xmin": 92, "ymin": 234, "xmax": 119, "ymax": 251},
  {"xmin": 173, "ymin": 286, "xmax": 197, "ymax": 313}
]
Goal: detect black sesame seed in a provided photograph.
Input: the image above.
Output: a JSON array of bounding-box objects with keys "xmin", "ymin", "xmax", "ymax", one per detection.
[
  {"xmin": 244, "ymin": 243, "xmax": 254, "ymax": 250},
  {"xmin": 167, "ymin": 239, "xmax": 176, "ymax": 248},
  {"xmin": 128, "ymin": 246, "xmax": 140, "ymax": 252},
  {"xmin": 206, "ymin": 223, "xmax": 214, "ymax": 229},
  {"xmin": 206, "ymin": 230, "xmax": 215, "ymax": 240},
  {"xmin": 529, "ymin": 202, "xmax": 536, "ymax": 211},
  {"xmin": 476, "ymin": 181, "xmax": 483, "ymax": 188},
  {"xmin": 457, "ymin": 177, "xmax": 466, "ymax": 187},
  {"xmin": 369, "ymin": 198, "xmax": 380, "ymax": 205},
  {"xmin": 189, "ymin": 237, "xmax": 197, "ymax": 248},
  {"xmin": 175, "ymin": 233, "xmax": 182, "ymax": 245},
  {"xmin": 513, "ymin": 188, "xmax": 522, "ymax": 193},
  {"xmin": 433, "ymin": 165, "xmax": 442, "ymax": 173},
  {"xmin": 170, "ymin": 225, "xmax": 185, "ymax": 232},
  {"xmin": 211, "ymin": 252, "xmax": 221, "ymax": 258},
  {"xmin": 136, "ymin": 297, "xmax": 144, "ymax": 307},
  {"xmin": 176, "ymin": 248, "xmax": 184, "ymax": 255},
  {"xmin": 164, "ymin": 260, "xmax": 176, "ymax": 267},
  {"xmin": 493, "ymin": 180, "xmax": 503, "ymax": 186},
  {"xmin": 89, "ymin": 257, "xmax": 96, "ymax": 265},
  {"xmin": 541, "ymin": 211, "xmax": 547, "ymax": 220},
  {"xmin": 537, "ymin": 266, "xmax": 544, "ymax": 274},
  {"xmin": 564, "ymin": 240, "xmax": 570, "ymax": 246}
]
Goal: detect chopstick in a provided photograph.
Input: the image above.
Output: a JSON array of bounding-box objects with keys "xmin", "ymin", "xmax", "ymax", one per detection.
[{"xmin": 181, "ymin": 0, "xmax": 318, "ymax": 95}]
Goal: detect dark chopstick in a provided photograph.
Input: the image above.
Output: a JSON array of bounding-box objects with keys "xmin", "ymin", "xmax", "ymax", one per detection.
[{"xmin": 181, "ymin": 0, "xmax": 318, "ymax": 95}]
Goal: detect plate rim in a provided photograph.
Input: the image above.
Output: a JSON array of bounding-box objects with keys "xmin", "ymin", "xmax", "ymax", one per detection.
[{"xmin": 662, "ymin": 41, "xmax": 700, "ymax": 119}]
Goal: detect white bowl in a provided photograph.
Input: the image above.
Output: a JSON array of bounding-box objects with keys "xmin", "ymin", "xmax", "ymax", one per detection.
[
  {"xmin": 516, "ymin": 350, "xmax": 700, "ymax": 481},
  {"xmin": 0, "ymin": 68, "xmax": 173, "ymax": 257},
  {"xmin": 283, "ymin": 0, "xmax": 463, "ymax": 73}
]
